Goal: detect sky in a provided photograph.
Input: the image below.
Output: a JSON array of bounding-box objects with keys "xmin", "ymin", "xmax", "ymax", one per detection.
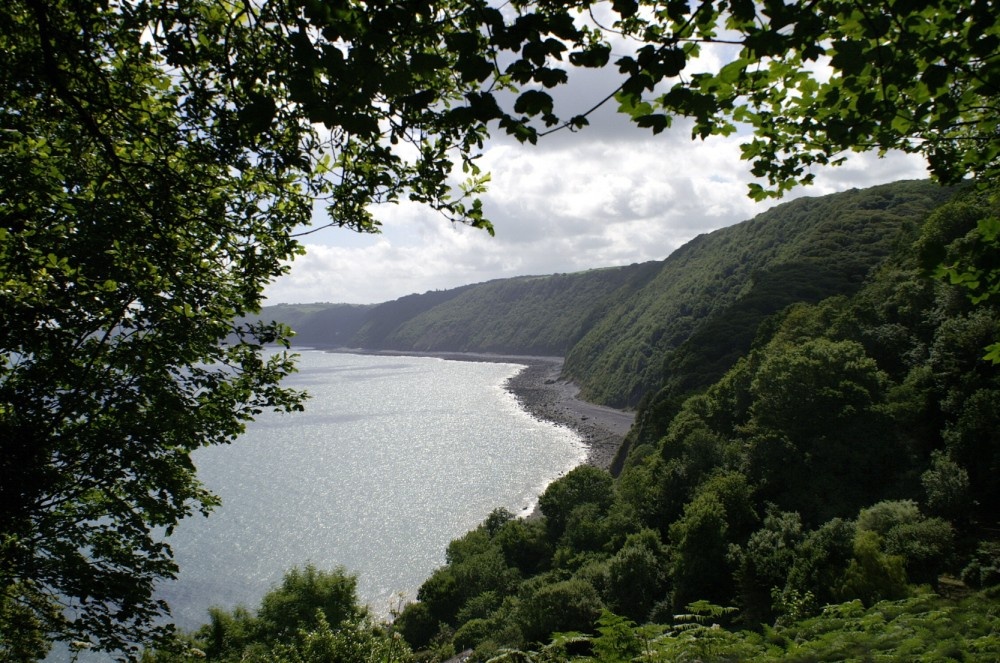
[{"xmin": 263, "ymin": 27, "xmax": 931, "ymax": 306}]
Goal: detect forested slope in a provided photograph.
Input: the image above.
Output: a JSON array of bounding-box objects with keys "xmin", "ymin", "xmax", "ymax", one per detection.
[
  {"xmin": 563, "ymin": 180, "xmax": 958, "ymax": 407},
  {"xmin": 263, "ymin": 267, "xmax": 665, "ymax": 355},
  {"xmin": 264, "ymin": 181, "xmax": 956, "ymax": 411},
  {"xmin": 382, "ymin": 179, "xmax": 1000, "ymax": 663},
  {"xmin": 263, "ymin": 303, "xmax": 374, "ymax": 348},
  {"xmin": 376, "ymin": 264, "xmax": 661, "ymax": 355},
  {"xmin": 349, "ymin": 285, "xmax": 478, "ymax": 349},
  {"xmin": 194, "ymin": 183, "xmax": 1000, "ymax": 663}
]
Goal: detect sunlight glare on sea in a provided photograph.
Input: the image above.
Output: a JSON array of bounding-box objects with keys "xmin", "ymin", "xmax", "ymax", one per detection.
[{"xmin": 159, "ymin": 351, "xmax": 585, "ymax": 630}]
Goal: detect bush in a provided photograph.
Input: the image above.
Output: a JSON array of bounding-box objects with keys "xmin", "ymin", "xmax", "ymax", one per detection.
[
  {"xmin": 836, "ymin": 530, "xmax": 909, "ymax": 606},
  {"xmin": 884, "ymin": 517, "xmax": 954, "ymax": 586},
  {"xmin": 538, "ymin": 466, "xmax": 615, "ymax": 542},
  {"xmin": 857, "ymin": 500, "xmax": 922, "ymax": 536},
  {"xmin": 515, "ymin": 578, "xmax": 604, "ymax": 644},
  {"xmin": 394, "ymin": 602, "xmax": 438, "ymax": 651},
  {"xmin": 605, "ymin": 530, "xmax": 670, "ymax": 622},
  {"xmin": 961, "ymin": 542, "xmax": 1000, "ymax": 589}
]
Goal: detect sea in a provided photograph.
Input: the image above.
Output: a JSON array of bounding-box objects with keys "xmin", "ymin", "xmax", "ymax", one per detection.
[{"xmin": 157, "ymin": 350, "xmax": 586, "ymax": 632}]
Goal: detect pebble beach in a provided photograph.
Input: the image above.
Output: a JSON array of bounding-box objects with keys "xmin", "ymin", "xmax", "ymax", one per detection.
[{"xmin": 503, "ymin": 358, "xmax": 634, "ymax": 472}]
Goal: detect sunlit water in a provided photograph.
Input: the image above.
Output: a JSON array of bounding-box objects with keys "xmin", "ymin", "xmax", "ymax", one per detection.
[{"xmin": 157, "ymin": 351, "xmax": 585, "ymax": 632}]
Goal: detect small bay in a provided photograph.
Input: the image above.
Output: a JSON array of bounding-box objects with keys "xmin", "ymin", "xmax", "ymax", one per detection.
[{"xmin": 159, "ymin": 351, "xmax": 585, "ymax": 631}]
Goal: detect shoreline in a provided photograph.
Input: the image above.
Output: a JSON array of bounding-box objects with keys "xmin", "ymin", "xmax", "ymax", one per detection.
[
  {"xmin": 503, "ymin": 358, "xmax": 634, "ymax": 473},
  {"xmin": 324, "ymin": 348, "xmax": 634, "ymax": 472}
]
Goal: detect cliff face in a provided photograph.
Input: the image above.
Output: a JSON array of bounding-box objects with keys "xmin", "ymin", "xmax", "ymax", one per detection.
[{"xmin": 260, "ymin": 180, "xmax": 958, "ymax": 408}]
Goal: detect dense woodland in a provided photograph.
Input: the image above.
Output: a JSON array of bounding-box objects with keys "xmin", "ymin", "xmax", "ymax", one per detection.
[
  {"xmin": 156, "ymin": 179, "xmax": 1000, "ymax": 662},
  {"xmin": 261, "ymin": 180, "xmax": 958, "ymax": 407}
]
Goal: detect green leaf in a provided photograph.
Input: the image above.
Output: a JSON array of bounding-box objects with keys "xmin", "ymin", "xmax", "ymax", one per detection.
[
  {"xmin": 535, "ymin": 67, "xmax": 568, "ymax": 88},
  {"xmin": 984, "ymin": 342, "xmax": 1000, "ymax": 364},
  {"xmin": 612, "ymin": 0, "xmax": 639, "ymax": 19},
  {"xmin": 409, "ymin": 51, "xmax": 449, "ymax": 74},
  {"xmin": 636, "ymin": 113, "xmax": 669, "ymax": 134},
  {"xmin": 569, "ymin": 44, "xmax": 612, "ymax": 68},
  {"xmin": 829, "ymin": 40, "xmax": 867, "ymax": 76},
  {"xmin": 920, "ymin": 64, "xmax": 951, "ymax": 92},
  {"xmin": 977, "ymin": 216, "xmax": 1000, "ymax": 241},
  {"xmin": 239, "ymin": 92, "xmax": 277, "ymax": 138},
  {"xmin": 514, "ymin": 90, "xmax": 554, "ymax": 116},
  {"xmin": 456, "ymin": 53, "xmax": 495, "ymax": 83}
]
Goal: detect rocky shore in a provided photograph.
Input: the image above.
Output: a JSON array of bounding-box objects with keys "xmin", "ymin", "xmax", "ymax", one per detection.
[{"xmin": 504, "ymin": 358, "xmax": 634, "ymax": 472}]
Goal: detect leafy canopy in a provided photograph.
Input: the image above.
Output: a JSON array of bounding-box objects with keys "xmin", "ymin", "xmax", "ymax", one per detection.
[
  {"xmin": 0, "ymin": 0, "xmax": 611, "ymax": 656},
  {"xmin": 564, "ymin": 0, "xmax": 1000, "ymax": 199}
]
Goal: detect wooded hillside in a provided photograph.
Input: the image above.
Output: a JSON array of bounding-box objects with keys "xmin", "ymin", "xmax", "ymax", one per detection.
[
  {"xmin": 382, "ymin": 179, "xmax": 1000, "ymax": 662},
  {"xmin": 264, "ymin": 180, "xmax": 959, "ymax": 407},
  {"xmin": 195, "ymin": 179, "xmax": 1000, "ymax": 663}
]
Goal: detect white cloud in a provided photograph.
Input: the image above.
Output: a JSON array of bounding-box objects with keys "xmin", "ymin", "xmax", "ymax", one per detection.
[
  {"xmin": 265, "ymin": 119, "xmax": 931, "ymax": 305},
  {"xmin": 263, "ymin": 12, "xmax": 939, "ymax": 306}
]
